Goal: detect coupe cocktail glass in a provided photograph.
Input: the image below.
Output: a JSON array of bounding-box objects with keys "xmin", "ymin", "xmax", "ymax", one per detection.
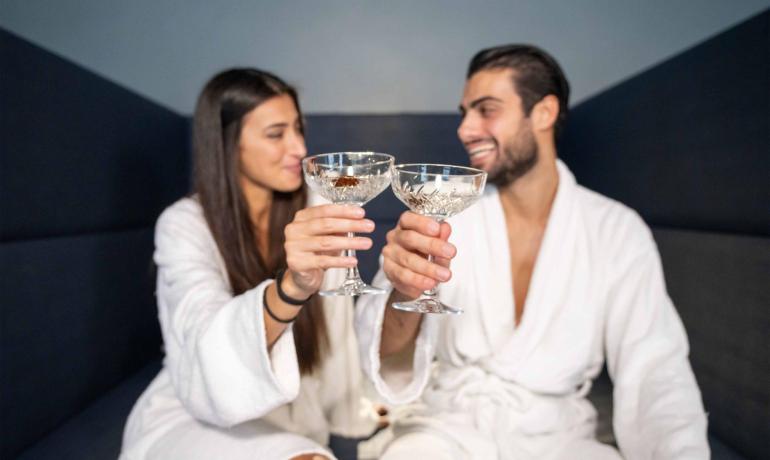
[
  {"xmin": 302, "ymin": 152, "xmax": 394, "ymax": 296},
  {"xmin": 390, "ymin": 163, "xmax": 487, "ymax": 314}
]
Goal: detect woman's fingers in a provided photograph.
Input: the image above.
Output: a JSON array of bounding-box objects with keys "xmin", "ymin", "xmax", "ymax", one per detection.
[
  {"xmin": 288, "ymin": 253, "xmax": 358, "ymax": 272},
  {"xmin": 293, "ymin": 204, "xmax": 365, "ymax": 222},
  {"xmin": 287, "ymin": 235, "xmax": 373, "ymax": 253},
  {"xmin": 286, "ymin": 217, "xmax": 374, "ymax": 240}
]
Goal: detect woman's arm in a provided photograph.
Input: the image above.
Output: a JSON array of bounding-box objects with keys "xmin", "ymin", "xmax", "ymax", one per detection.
[{"xmin": 154, "ymin": 201, "xmax": 373, "ymax": 427}]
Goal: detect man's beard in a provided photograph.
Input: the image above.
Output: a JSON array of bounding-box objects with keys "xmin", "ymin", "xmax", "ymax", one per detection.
[{"xmin": 488, "ymin": 123, "xmax": 539, "ymax": 187}]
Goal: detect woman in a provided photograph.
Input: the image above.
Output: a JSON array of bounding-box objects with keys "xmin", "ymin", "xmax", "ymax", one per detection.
[{"xmin": 120, "ymin": 69, "xmax": 380, "ymax": 460}]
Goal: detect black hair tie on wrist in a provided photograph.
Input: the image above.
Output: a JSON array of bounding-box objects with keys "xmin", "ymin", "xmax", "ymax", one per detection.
[
  {"xmin": 263, "ymin": 294, "xmax": 297, "ymax": 324},
  {"xmin": 275, "ymin": 268, "xmax": 311, "ymax": 306}
]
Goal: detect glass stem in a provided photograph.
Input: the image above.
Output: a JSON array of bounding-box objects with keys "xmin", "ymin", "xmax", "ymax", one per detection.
[
  {"xmin": 421, "ymin": 217, "xmax": 444, "ymax": 298},
  {"xmin": 344, "ymin": 231, "xmax": 361, "ymax": 281},
  {"xmin": 423, "ymin": 254, "xmax": 439, "ymax": 297}
]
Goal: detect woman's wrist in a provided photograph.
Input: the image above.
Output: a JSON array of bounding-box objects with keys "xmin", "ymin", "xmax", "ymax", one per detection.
[{"xmin": 277, "ymin": 269, "xmax": 314, "ymax": 304}]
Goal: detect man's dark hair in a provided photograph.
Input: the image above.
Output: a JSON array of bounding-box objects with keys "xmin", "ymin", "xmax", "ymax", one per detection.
[{"xmin": 468, "ymin": 44, "xmax": 570, "ymax": 137}]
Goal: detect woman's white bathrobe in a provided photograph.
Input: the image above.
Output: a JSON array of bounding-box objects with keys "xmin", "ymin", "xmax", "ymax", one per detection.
[
  {"xmin": 356, "ymin": 161, "xmax": 709, "ymax": 460},
  {"xmin": 120, "ymin": 195, "xmax": 376, "ymax": 460}
]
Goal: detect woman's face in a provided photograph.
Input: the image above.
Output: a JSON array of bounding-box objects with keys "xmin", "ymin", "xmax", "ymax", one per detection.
[{"xmin": 238, "ymin": 93, "xmax": 307, "ymax": 194}]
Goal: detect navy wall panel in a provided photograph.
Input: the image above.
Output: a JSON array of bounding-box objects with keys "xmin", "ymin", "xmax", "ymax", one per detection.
[
  {"xmin": 560, "ymin": 10, "xmax": 769, "ymax": 236},
  {"xmin": 0, "ymin": 28, "xmax": 190, "ymax": 241}
]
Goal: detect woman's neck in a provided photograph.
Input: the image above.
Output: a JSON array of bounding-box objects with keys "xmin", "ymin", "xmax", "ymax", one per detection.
[{"xmin": 240, "ymin": 176, "xmax": 272, "ymax": 255}]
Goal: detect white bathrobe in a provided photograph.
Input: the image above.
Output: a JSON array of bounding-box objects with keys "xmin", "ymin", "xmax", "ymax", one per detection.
[
  {"xmin": 356, "ymin": 160, "xmax": 709, "ymax": 460},
  {"xmin": 120, "ymin": 195, "xmax": 376, "ymax": 460}
]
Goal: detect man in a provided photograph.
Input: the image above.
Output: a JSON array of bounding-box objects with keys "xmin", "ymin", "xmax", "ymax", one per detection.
[{"xmin": 356, "ymin": 45, "xmax": 709, "ymax": 459}]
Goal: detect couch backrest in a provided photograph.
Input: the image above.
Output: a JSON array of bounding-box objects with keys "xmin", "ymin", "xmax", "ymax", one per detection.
[{"xmin": 0, "ymin": 29, "xmax": 188, "ymax": 458}]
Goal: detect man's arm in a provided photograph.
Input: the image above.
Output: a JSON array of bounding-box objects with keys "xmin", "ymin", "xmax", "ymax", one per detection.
[
  {"xmin": 380, "ymin": 291, "xmax": 423, "ymax": 357},
  {"xmin": 354, "ymin": 211, "xmax": 454, "ymax": 404},
  {"xmin": 378, "ymin": 212, "xmax": 454, "ymax": 359},
  {"xmin": 605, "ymin": 241, "xmax": 709, "ymax": 459}
]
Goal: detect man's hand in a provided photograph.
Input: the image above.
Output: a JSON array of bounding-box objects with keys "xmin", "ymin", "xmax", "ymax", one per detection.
[
  {"xmin": 382, "ymin": 211, "xmax": 456, "ymax": 298},
  {"xmin": 379, "ymin": 211, "xmax": 455, "ymax": 358}
]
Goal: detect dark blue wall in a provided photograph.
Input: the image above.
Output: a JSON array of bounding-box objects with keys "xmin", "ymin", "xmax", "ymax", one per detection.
[{"xmin": 559, "ymin": 11, "xmax": 769, "ymax": 237}]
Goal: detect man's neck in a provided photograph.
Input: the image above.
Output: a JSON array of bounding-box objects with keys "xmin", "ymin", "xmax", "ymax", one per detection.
[{"xmin": 498, "ymin": 149, "xmax": 559, "ymax": 224}]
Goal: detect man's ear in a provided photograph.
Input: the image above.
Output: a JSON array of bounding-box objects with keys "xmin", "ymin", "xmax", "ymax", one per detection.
[{"xmin": 532, "ymin": 95, "xmax": 559, "ymax": 132}]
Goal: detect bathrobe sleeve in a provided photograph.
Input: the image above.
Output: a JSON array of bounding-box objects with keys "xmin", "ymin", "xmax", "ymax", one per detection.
[
  {"xmin": 604, "ymin": 226, "xmax": 709, "ymax": 459},
  {"xmin": 153, "ymin": 201, "xmax": 300, "ymax": 427},
  {"xmin": 355, "ymin": 264, "xmax": 440, "ymax": 405}
]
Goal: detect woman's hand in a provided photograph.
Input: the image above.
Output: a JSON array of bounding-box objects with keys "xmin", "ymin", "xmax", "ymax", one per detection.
[{"xmin": 281, "ymin": 204, "xmax": 375, "ymax": 299}]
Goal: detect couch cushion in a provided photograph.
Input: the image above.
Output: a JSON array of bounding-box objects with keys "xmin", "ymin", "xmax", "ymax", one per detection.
[
  {"xmin": 654, "ymin": 228, "xmax": 769, "ymax": 459},
  {"xmin": 0, "ymin": 229, "xmax": 161, "ymax": 457},
  {"xmin": 15, "ymin": 360, "xmax": 162, "ymax": 460},
  {"xmin": 17, "ymin": 358, "xmax": 362, "ymax": 460}
]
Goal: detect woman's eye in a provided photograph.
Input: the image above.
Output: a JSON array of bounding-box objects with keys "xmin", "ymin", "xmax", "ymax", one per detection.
[{"xmin": 267, "ymin": 131, "xmax": 284, "ymax": 140}]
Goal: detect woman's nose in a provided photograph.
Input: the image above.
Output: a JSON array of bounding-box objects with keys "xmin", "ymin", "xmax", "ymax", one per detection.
[{"xmin": 287, "ymin": 131, "xmax": 307, "ymax": 158}]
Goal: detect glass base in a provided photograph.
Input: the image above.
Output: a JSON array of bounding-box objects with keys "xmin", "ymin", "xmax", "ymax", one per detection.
[
  {"xmin": 318, "ymin": 278, "xmax": 387, "ymax": 297},
  {"xmin": 392, "ymin": 297, "xmax": 463, "ymax": 315}
]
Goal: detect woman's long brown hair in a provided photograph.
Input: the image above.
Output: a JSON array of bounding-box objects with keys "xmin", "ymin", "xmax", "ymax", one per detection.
[{"xmin": 192, "ymin": 68, "xmax": 327, "ymax": 374}]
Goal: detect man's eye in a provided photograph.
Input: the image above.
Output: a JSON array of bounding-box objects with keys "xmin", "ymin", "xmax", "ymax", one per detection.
[{"xmin": 480, "ymin": 106, "xmax": 495, "ymax": 117}]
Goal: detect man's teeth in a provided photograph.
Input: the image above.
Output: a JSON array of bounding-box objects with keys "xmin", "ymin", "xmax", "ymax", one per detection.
[{"xmin": 469, "ymin": 146, "xmax": 494, "ymax": 157}]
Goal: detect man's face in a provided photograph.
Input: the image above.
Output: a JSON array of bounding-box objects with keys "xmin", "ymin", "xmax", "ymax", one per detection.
[{"xmin": 458, "ymin": 68, "xmax": 538, "ymax": 186}]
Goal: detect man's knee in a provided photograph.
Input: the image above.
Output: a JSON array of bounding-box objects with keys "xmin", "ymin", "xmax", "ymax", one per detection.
[{"xmin": 381, "ymin": 431, "xmax": 460, "ymax": 460}]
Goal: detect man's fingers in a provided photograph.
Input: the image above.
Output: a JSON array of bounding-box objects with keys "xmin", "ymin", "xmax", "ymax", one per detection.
[
  {"xmin": 438, "ymin": 222, "xmax": 452, "ymax": 241},
  {"xmin": 383, "ymin": 257, "xmax": 437, "ymax": 294},
  {"xmin": 433, "ymin": 256, "xmax": 452, "ymax": 269},
  {"xmin": 394, "ymin": 229, "xmax": 456, "ymax": 259},
  {"xmin": 384, "ymin": 244, "xmax": 451, "ymax": 283},
  {"xmin": 398, "ymin": 211, "xmax": 441, "ymax": 236}
]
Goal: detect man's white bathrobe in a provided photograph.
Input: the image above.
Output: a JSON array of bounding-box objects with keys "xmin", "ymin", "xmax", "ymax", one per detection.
[
  {"xmin": 120, "ymin": 196, "xmax": 376, "ymax": 460},
  {"xmin": 356, "ymin": 161, "xmax": 709, "ymax": 460}
]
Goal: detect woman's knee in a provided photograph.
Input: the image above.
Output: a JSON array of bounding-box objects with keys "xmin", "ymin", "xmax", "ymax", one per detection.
[{"xmin": 289, "ymin": 454, "xmax": 330, "ymax": 460}]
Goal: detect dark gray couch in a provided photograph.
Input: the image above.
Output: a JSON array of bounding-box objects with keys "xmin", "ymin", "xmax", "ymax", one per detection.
[{"xmin": 2, "ymin": 10, "xmax": 768, "ymax": 460}]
